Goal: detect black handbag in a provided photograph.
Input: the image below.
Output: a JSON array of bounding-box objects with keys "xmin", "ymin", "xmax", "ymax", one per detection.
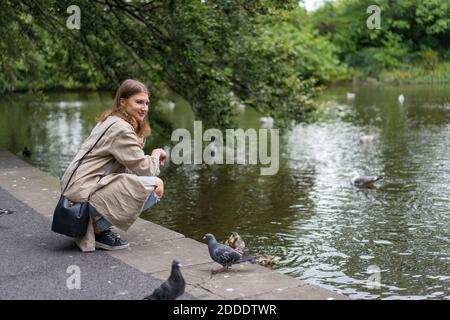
[{"xmin": 51, "ymin": 121, "xmax": 117, "ymax": 237}]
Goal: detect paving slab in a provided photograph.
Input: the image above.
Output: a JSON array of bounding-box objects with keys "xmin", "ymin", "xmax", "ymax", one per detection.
[
  {"xmin": 110, "ymin": 237, "xmax": 212, "ymax": 274},
  {"xmin": 241, "ymin": 284, "xmax": 348, "ymax": 300},
  {"xmin": 0, "ymin": 186, "xmax": 194, "ymax": 300}
]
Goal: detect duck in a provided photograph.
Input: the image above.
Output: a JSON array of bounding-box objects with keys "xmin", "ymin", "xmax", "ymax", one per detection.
[
  {"xmin": 254, "ymin": 254, "xmax": 278, "ymax": 268},
  {"xmin": 224, "ymin": 232, "xmax": 278, "ymax": 268},
  {"xmin": 224, "ymin": 231, "xmax": 245, "ymax": 255},
  {"xmin": 22, "ymin": 147, "xmax": 32, "ymax": 157},
  {"xmin": 347, "ymin": 92, "xmax": 356, "ymax": 100}
]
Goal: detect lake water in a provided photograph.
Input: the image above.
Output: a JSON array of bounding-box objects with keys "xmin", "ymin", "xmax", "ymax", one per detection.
[{"xmin": 1, "ymin": 84, "xmax": 449, "ymax": 299}]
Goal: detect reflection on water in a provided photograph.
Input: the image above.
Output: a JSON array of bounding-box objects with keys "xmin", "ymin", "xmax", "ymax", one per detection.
[{"xmin": 0, "ymin": 85, "xmax": 449, "ymax": 299}]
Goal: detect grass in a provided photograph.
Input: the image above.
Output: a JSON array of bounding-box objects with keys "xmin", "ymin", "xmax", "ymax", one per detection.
[{"xmin": 380, "ymin": 62, "xmax": 450, "ymax": 84}]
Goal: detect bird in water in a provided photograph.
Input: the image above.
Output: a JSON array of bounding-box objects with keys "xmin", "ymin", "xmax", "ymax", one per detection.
[
  {"xmin": 224, "ymin": 232, "xmax": 278, "ymax": 268},
  {"xmin": 347, "ymin": 92, "xmax": 356, "ymax": 100},
  {"xmin": 259, "ymin": 116, "xmax": 274, "ymax": 128},
  {"xmin": 203, "ymin": 233, "xmax": 254, "ymax": 274},
  {"xmin": 351, "ymin": 173, "xmax": 383, "ymax": 187},
  {"xmin": 22, "ymin": 147, "xmax": 32, "ymax": 157},
  {"xmin": 236, "ymin": 102, "xmax": 246, "ymax": 112},
  {"xmin": 359, "ymin": 133, "xmax": 374, "ymax": 144},
  {"xmin": 167, "ymin": 100, "xmax": 176, "ymax": 111},
  {"xmin": 398, "ymin": 94, "xmax": 405, "ymax": 105},
  {"xmin": 254, "ymin": 254, "xmax": 278, "ymax": 268},
  {"xmin": 0, "ymin": 208, "xmax": 15, "ymax": 216},
  {"xmin": 143, "ymin": 259, "xmax": 185, "ymax": 300}
]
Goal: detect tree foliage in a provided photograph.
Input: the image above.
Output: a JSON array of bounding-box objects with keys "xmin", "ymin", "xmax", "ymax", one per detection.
[
  {"xmin": 310, "ymin": 0, "xmax": 450, "ymax": 78},
  {"xmin": 0, "ymin": 0, "xmax": 316, "ymax": 128},
  {"xmin": 260, "ymin": 8, "xmax": 350, "ymax": 82},
  {"xmin": 2, "ymin": 0, "xmax": 448, "ymax": 125}
]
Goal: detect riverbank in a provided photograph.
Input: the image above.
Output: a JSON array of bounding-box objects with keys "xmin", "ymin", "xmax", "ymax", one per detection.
[
  {"xmin": 0, "ymin": 150, "xmax": 347, "ymax": 300},
  {"xmin": 351, "ymin": 61, "xmax": 450, "ymax": 85},
  {"xmin": 3, "ymin": 61, "xmax": 449, "ymax": 97}
]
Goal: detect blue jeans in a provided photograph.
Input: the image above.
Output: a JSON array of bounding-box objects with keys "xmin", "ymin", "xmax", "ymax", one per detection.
[{"xmin": 90, "ymin": 176, "xmax": 161, "ymax": 232}]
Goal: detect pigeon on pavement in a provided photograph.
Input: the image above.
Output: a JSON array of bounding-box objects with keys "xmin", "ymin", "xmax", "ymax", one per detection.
[
  {"xmin": 203, "ymin": 233, "xmax": 254, "ymax": 274},
  {"xmin": 143, "ymin": 259, "xmax": 185, "ymax": 300}
]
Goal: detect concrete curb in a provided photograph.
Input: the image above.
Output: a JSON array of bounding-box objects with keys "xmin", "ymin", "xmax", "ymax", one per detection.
[{"xmin": 0, "ymin": 150, "xmax": 348, "ymax": 300}]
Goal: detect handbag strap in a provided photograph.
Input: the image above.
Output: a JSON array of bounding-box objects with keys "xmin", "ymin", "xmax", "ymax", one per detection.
[{"xmin": 62, "ymin": 121, "xmax": 117, "ymax": 193}]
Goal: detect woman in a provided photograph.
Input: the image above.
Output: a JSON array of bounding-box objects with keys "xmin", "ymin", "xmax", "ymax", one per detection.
[{"xmin": 60, "ymin": 79, "xmax": 166, "ymax": 252}]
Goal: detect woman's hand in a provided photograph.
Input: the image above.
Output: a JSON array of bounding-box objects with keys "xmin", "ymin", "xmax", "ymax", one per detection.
[{"xmin": 151, "ymin": 148, "xmax": 167, "ymax": 165}]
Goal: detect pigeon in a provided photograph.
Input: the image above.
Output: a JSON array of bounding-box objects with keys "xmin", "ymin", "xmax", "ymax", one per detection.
[
  {"xmin": 143, "ymin": 259, "xmax": 185, "ymax": 300},
  {"xmin": 0, "ymin": 208, "xmax": 15, "ymax": 216},
  {"xmin": 22, "ymin": 147, "xmax": 32, "ymax": 157},
  {"xmin": 398, "ymin": 94, "xmax": 405, "ymax": 104},
  {"xmin": 351, "ymin": 174, "xmax": 383, "ymax": 186},
  {"xmin": 347, "ymin": 92, "xmax": 356, "ymax": 100},
  {"xmin": 224, "ymin": 231, "xmax": 245, "ymax": 255},
  {"xmin": 203, "ymin": 233, "xmax": 254, "ymax": 274}
]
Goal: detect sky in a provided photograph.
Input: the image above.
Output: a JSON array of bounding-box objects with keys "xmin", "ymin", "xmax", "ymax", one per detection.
[{"xmin": 300, "ymin": 0, "xmax": 326, "ymax": 11}]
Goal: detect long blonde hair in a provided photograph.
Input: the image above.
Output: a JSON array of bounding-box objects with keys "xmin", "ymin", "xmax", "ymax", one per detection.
[{"xmin": 97, "ymin": 79, "xmax": 151, "ymax": 142}]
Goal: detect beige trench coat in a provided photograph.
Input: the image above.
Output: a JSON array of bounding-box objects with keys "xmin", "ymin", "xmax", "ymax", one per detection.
[{"xmin": 60, "ymin": 115, "xmax": 160, "ymax": 251}]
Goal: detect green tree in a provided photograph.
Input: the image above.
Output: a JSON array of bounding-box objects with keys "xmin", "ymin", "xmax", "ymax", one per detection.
[
  {"xmin": 310, "ymin": 0, "xmax": 450, "ymax": 78},
  {"xmin": 1, "ymin": 0, "xmax": 317, "ymax": 129},
  {"xmin": 260, "ymin": 8, "xmax": 350, "ymax": 82}
]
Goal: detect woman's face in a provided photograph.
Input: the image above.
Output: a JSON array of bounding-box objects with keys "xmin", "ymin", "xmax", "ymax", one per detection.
[{"xmin": 121, "ymin": 92, "xmax": 149, "ymax": 122}]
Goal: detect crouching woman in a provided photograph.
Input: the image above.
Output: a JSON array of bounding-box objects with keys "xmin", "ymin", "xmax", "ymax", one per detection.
[{"xmin": 60, "ymin": 79, "xmax": 166, "ymax": 251}]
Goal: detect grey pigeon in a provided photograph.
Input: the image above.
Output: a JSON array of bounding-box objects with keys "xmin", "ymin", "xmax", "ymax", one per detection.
[
  {"xmin": 351, "ymin": 175, "xmax": 383, "ymax": 186},
  {"xmin": 0, "ymin": 208, "xmax": 15, "ymax": 216},
  {"xmin": 143, "ymin": 259, "xmax": 185, "ymax": 300},
  {"xmin": 203, "ymin": 233, "xmax": 254, "ymax": 273}
]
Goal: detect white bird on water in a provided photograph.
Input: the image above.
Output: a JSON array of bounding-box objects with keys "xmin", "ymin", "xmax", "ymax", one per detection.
[
  {"xmin": 398, "ymin": 94, "xmax": 405, "ymax": 104},
  {"xmin": 347, "ymin": 92, "xmax": 356, "ymax": 100},
  {"xmin": 236, "ymin": 102, "xmax": 245, "ymax": 112},
  {"xmin": 359, "ymin": 133, "xmax": 374, "ymax": 144},
  {"xmin": 168, "ymin": 100, "xmax": 176, "ymax": 111},
  {"xmin": 260, "ymin": 116, "xmax": 274, "ymax": 128}
]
